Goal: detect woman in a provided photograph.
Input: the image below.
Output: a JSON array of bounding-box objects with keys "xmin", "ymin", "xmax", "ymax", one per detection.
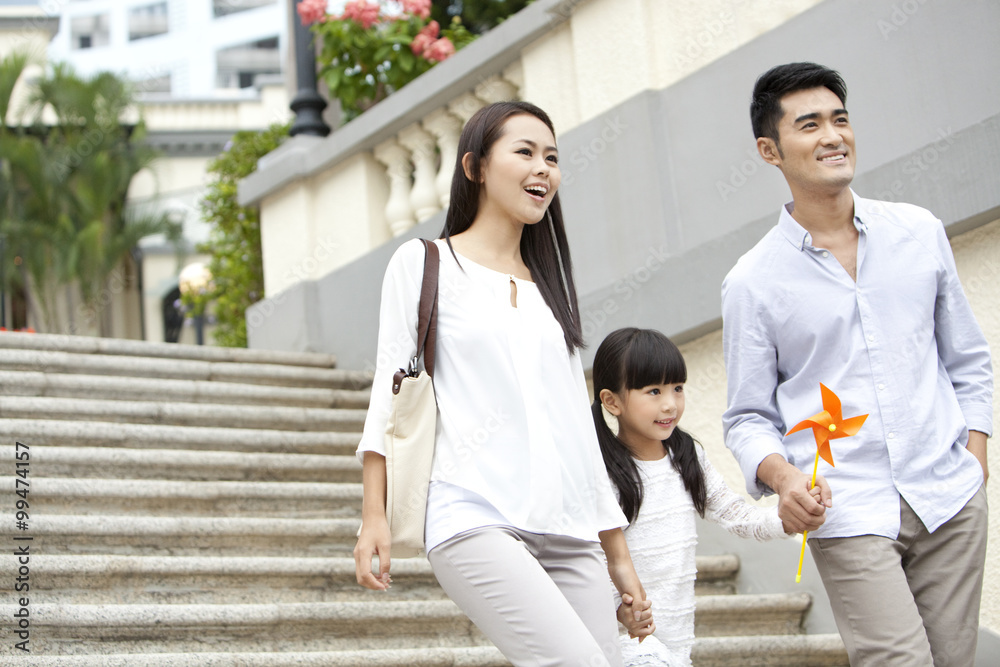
[{"xmin": 354, "ymin": 101, "xmax": 651, "ymax": 666}]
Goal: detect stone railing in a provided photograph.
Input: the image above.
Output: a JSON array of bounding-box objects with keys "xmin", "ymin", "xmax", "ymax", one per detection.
[{"xmin": 372, "ymin": 71, "xmax": 521, "ymax": 236}]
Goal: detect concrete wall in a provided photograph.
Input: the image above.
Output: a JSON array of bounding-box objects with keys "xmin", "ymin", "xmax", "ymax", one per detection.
[{"xmin": 247, "ymin": 0, "xmax": 1000, "ymax": 634}]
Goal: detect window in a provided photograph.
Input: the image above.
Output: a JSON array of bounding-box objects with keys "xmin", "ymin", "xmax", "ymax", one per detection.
[
  {"xmin": 129, "ymin": 2, "xmax": 169, "ymax": 41},
  {"xmin": 215, "ymin": 36, "xmax": 281, "ymax": 89},
  {"xmin": 213, "ymin": 0, "xmax": 277, "ymax": 19},
  {"xmin": 135, "ymin": 74, "xmax": 171, "ymax": 95},
  {"xmin": 70, "ymin": 13, "xmax": 111, "ymax": 50}
]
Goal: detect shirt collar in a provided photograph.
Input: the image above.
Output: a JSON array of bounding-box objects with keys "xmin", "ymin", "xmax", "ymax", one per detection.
[{"xmin": 778, "ymin": 188, "xmax": 869, "ymax": 251}]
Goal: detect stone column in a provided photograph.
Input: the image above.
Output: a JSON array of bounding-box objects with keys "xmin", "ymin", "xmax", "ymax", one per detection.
[
  {"xmin": 398, "ymin": 123, "xmax": 441, "ymax": 222},
  {"xmin": 422, "ymin": 109, "xmax": 463, "ymax": 209},
  {"xmin": 374, "ymin": 138, "xmax": 416, "ymax": 236}
]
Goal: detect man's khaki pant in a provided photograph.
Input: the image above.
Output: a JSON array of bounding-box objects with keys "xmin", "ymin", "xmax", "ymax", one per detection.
[{"xmin": 810, "ymin": 485, "xmax": 987, "ymax": 666}]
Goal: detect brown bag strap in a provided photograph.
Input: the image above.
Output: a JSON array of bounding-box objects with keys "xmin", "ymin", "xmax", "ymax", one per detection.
[{"xmin": 415, "ymin": 239, "xmax": 439, "ymax": 378}]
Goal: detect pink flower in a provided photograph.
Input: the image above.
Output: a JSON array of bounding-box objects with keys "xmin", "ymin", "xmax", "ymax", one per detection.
[
  {"xmin": 296, "ymin": 0, "xmax": 328, "ymax": 26},
  {"xmin": 410, "ymin": 20, "xmax": 439, "ymax": 55},
  {"xmin": 422, "ymin": 37, "xmax": 455, "ymax": 63},
  {"xmin": 342, "ymin": 0, "xmax": 381, "ymax": 29},
  {"xmin": 401, "ymin": 0, "xmax": 432, "ymax": 20}
]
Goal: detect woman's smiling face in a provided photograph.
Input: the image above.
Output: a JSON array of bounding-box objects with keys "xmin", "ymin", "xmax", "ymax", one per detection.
[{"xmin": 474, "ymin": 113, "xmax": 560, "ymax": 227}]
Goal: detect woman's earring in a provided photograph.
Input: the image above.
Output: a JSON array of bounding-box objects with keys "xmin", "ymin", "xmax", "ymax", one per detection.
[{"xmin": 601, "ymin": 404, "xmax": 620, "ymax": 437}]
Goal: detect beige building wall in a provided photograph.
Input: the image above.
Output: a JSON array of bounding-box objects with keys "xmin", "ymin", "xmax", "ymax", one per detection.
[
  {"xmin": 679, "ymin": 218, "xmax": 1000, "ymax": 633},
  {"xmin": 519, "ymin": 0, "xmax": 824, "ymax": 134}
]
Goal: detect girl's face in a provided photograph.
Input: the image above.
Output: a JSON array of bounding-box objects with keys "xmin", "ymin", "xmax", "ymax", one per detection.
[
  {"xmin": 473, "ymin": 113, "xmax": 560, "ymax": 227},
  {"xmin": 608, "ymin": 383, "xmax": 686, "ymax": 458}
]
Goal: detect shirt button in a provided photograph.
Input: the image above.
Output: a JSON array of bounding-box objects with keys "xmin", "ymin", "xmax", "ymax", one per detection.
[
  {"xmin": 867, "ymin": 335, "xmax": 875, "ymax": 343},
  {"xmin": 878, "ymin": 383, "xmax": 885, "ymax": 391},
  {"xmin": 888, "ymin": 432, "xmax": 895, "ymax": 439},
  {"xmin": 821, "ymin": 251, "xmax": 830, "ymax": 258}
]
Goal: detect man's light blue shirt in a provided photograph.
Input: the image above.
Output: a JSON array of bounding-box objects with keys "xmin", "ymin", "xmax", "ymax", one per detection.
[{"xmin": 722, "ymin": 190, "xmax": 992, "ymax": 539}]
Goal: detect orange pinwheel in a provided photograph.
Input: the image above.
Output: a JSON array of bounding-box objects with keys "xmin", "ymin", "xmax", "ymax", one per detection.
[
  {"xmin": 786, "ymin": 383, "xmax": 868, "ymax": 583},
  {"xmin": 785, "ymin": 383, "xmax": 869, "ymax": 467}
]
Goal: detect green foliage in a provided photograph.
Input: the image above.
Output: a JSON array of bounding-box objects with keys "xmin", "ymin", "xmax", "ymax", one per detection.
[
  {"xmin": 0, "ymin": 52, "xmax": 179, "ymax": 334},
  {"xmin": 309, "ymin": 4, "xmax": 475, "ymax": 122},
  {"xmin": 185, "ymin": 123, "xmax": 290, "ymax": 348},
  {"xmin": 431, "ymin": 0, "xmax": 533, "ymax": 34}
]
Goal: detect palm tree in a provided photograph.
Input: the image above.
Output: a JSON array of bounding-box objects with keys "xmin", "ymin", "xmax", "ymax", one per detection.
[{"xmin": 1, "ymin": 52, "xmax": 179, "ymax": 335}]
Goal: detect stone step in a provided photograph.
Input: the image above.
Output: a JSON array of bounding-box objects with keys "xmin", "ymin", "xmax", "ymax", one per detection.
[
  {"xmin": 0, "ymin": 445, "xmax": 361, "ymax": 483},
  {"xmin": 0, "ymin": 636, "xmax": 850, "ymax": 667},
  {"xmin": 693, "ymin": 554, "xmax": 739, "ymax": 595},
  {"xmin": 695, "ymin": 593, "xmax": 811, "ymax": 637},
  {"xmin": 0, "ymin": 555, "xmax": 445, "ymax": 604},
  {"xmin": 2, "ymin": 478, "xmax": 363, "ymax": 518},
  {"xmin": 0, "ymin": 554, "xmax": 740, "ymax": 605},
  {"xmin": 0, "ymin": 515, "xmax": 360, "ymax": 557},
  {"xmin": 0, "ymin": 601, "xmax": 491, "ymax": 655},
  {"xmin": 1, "ymin": 647, "xmax": 510, "ymax": 666},
  {"xmin": 0, "ymin": 595, "xmax": 814, "ymax": 656},
  {"xmin": 0, "ymin": 348, "xmax": 371, "ymax": 389},
  {"xmin": 691, "ymin": 633, "xmax": 848, "ymax": 666},
  {"xmin": 0, "ymin": 419, "xmax": 360, "ymax": 455},
  {"xmin": 0, "ymin": 396, "xmax": 368, "ymax": 432},
  {"xmin": 0, "ymin": 370, "xmax": 370, "ymax": 408},
  {"xmin": 0, "ymin": 331, "xmax": 338, "ymax": 368}
]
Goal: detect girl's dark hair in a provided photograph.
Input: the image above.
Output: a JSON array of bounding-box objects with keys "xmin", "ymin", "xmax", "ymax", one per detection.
[
  {"xmin": 440, "ymin": 100, "xmax": 583, "ymax": 351},
  {"xmin": 591, "ymin": 327, "xmax": 706, "ymax": 523}
]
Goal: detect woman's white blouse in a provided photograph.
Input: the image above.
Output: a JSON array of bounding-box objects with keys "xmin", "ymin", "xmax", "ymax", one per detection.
[{"xmin": 357, "ymin": 238, "xmax": 627, "ymax": 552}]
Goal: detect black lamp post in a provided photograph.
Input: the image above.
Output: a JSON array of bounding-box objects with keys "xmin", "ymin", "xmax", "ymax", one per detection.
[{"xmin": 289, "ymin": 1, "xmax": 331, "ymax": 137}]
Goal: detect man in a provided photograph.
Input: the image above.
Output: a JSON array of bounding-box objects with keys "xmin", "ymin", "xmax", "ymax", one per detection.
[{"xmin": 721, "ymin": 62, "xmax": 992, "ymax": 666}]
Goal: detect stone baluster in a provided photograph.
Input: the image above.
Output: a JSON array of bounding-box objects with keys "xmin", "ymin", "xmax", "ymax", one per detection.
[
  {"xmin": 448, "ymin": 91, "xmax": 487, "ymax": 126},
  {"xmin": 422, "ymin": 108, "xmax": 463, "ymax": 208},
  {"xmin": 374, "ymin": 138, "xmax": 416, "ymax": 236},
  {"xmin": 398, "ymin": 123, "xmax": 441, "ymax": 222},
  {"xmin": 474, "ymin": 74, "xmax": 519, "ymax": 104}
]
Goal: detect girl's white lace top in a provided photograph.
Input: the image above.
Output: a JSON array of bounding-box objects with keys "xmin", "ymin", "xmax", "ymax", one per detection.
[
  {"xmin": 618, "ymin": 447, "xmax": 786, "ymax": 666},
  {"xmin": 357, "ymin": 239, "xmax": 627, "ymax": 552}
]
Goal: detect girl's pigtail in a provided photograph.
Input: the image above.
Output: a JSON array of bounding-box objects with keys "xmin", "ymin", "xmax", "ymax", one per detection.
[
  {"xmin": 665, "ymin": 428, "xmax": 707, "ymax": 517},
  {"xmin": 592, "ymin": 400, "xmax": 644, "ymax": 524}
]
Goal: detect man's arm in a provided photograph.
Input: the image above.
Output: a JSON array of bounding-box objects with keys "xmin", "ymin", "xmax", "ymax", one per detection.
[
  {"xmin": 721, "ymin": 270, "xmax": 833, "ymax": 532},
  {"xmin": 930, "ymin": 222, "xmax": 994, "ymax": 443}
]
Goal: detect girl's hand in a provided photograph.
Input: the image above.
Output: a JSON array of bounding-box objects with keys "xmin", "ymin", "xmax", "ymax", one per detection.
[
  {"xmin": 354, "ymin": 517, "xmax": 392, "ymax": 590},
  {"xmin": 600, "ymin": 528, "xmax": 654, "ymax": 641},
  {"xmin": 618, "ymin": 593, "xmax": 655, "ymax": 639}
]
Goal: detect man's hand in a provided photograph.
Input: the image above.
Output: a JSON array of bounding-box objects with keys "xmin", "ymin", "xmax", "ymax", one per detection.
[
  {"xmin": 758, "ymin": 453, "xmax": 831, "ymax": 534},
  {"xmin": 967, "ymin": 430, "xmax": 989, "ymax": 485}
]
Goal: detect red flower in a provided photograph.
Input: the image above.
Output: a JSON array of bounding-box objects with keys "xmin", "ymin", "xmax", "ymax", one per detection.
[
  {"xmin": 410, "ymin": 20, "xmax": 439, "ymax": 55},
  {"xmin": 422, "ymin": 37, "xmax": 455, "ymax": 63},
  {"xmin": 296, "ymin": 0, "xmax": 328, "ymax": 26},
  {"xmin": 342, "ymin": 0, "xmax": 381, "ymax": 29},
  {"xmin": 401, "ymin": 0, "xmax": 432, "ymax": 19}
]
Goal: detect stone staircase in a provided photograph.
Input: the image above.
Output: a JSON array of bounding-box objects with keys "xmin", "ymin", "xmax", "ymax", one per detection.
[{"xmin": 0, "ymin": 332, "xmax": 847, "ymax": 665}]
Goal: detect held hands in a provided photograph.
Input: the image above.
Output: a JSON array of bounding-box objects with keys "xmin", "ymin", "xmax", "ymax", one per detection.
[
  {"xmin": 618, "ymin": 593, "xmax": 655, "ymax": 641},
  {"xmin": 776, "ymin": 469, "xmax": 832, "ymax": 534},
  {"xmin": 353, "ymin": 515, "xmax": 393, "ymax": 591},
  {"xmin": 781, "ymin": 483, "xmax": 827, "ymax": 534}
]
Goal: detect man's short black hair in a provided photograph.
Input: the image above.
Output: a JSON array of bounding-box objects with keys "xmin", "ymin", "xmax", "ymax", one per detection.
[{"xmin": 751, "ymin": 62, "xmax": 848, "ymax": 141}]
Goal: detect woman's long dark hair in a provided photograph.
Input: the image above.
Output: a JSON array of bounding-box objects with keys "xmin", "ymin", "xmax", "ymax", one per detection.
[
  {"xmin": 591, "ymin": 328, "xmax": 707, "ymax": 523},
  {"xmin": 440, "ymin": 101, "xmax": 583, "ymax": 351}
]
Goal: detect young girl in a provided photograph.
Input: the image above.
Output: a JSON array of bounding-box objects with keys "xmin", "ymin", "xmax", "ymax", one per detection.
[
  {"xmin": 355, "ymin": 102, "xmax": 652, "ymax": 666},
  {"xmin": 593, "ymin": 328, "xmax": 798, "ymax": 667}
]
